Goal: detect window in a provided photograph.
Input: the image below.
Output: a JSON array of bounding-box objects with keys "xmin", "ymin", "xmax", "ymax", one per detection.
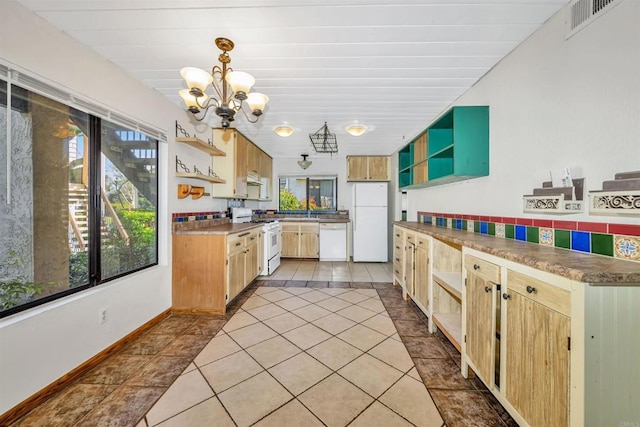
[
  {"xmin": 279, "ymin": 177, "xmax": 337, "ymax": 212},
  {"xmin": 0, "ymin": 78, "xmax": 158, "ymax": 317}
]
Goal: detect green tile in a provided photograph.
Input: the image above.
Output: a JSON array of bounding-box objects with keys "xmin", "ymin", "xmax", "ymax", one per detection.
[
  {"xmin": 474, "ymin": 221, "xmax": 480, "ymax": 233},
  {"xmin": 462, "ymin": 220, "xmax": 467, "ymax": 231},
  {"xmin": 488, "ymin": 222, "xmax": 496, "ymax": 236},
  {"xmin": 555, "ymin": 229, "xmax": 571, "ymax": 249},
  {"xmin": 505, "ymin": 224, "xmax": 514, "ymax": 239},
  {"xmin": 526, "ymin": 226, "xmax": 539, "ymax": 244},
  {"xmin": 591, "ymin": 233, "xmax": 614, "ymax": 257}
]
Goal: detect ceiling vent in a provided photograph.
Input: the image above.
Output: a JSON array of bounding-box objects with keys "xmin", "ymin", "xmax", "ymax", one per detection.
[{"xmin": 566, "ymin": 0, "xmax": 620, "ymax": 39}]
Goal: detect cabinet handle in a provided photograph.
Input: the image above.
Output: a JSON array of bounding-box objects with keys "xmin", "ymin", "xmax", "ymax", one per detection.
[
  {"xmin": 235, "ymin": 242, "xmax": 242, "ymax": 247},
  {"xmin": 484, "ymin": 286, "xmax": 492, "ymax": 293},
  {"xmin": 395, "ymin": 269, "xmax": 399, "ymax": 274},
  {"xmin": 396, "ymin": 233, "xmax": 400, "ymax": 237},
  {"xmin": 238, "ymin": 232, "xmax": 250, "ymax": 237},
  {"xmin": 526, "ymin": 285, "xmax": 537, "ymax": 294},
  {"xmin": 250, "ymin": 237, "xmax": 256, "ymax": 241},
  {"xmin": 502, "ymin": 293, "xmax": 511, "ymax": 300},
  {"xmin": 395, "ymin": 245, "xmax": 400, "ymax": 250},
  {"xmin": 473, "ymin": 264, "xmax": 480, "ymax": 270},
  {"xmin": 395, "ymin": 258, "xmax": 400, "ymax": 262}
]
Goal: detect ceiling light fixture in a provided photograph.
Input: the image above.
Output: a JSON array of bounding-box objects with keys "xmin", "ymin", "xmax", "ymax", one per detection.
[
  {"xmin": 346, "ymin": 123, "xmax": 368, "ymax": 136},
  {"xmin": 309, "ymin": 122, "xmax": 338, "ymax": 154},
  {"xmin": 298, "ymin": 154, "xmax": 312, "ymax": 170},
  {"xmin": 179, "ymin": 37, "xmax": 269, "ymax": 129},
  {"xmin": 275, "ymin": 124, "xmax": 294, "ymax": 137}
]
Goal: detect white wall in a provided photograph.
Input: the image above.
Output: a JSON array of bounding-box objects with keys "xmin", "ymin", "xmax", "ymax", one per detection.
[
  {"xmin": 405, "ymin": 1, "xmax": 640, "ymax": 225},
  {"xmin": 0, "ymin": 0, "xmax": 228, "ymax": 413}
]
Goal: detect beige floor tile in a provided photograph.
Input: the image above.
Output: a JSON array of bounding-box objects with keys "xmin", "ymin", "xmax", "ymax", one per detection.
[
  {"xmin": 361, "ymin": 314, "xmax": 398, "ymax": 336},
  {"xmin": 194, "ymin": 334, "xmax": 242, "ymax": 367},
  {"xmin": 317, "ymin": 287, "xmax": 350, "ymax": 296},
  {"xmin": 336, "ymin": 291, "xmax": 371, "ymax": 304},
  {"xmin": 181, "ymin": 363, "xmax": 196, "ymax": 375},
  {"xmin": 262, "ymin": 312, "xmax": 308, "ymax": 334},
  {"xmin": 218, "ymin": 371, "xmax": 293, "ymax": 427},
  {"xmin": 228, "ymin": 322, "xmax": 277, "ymax": 348},
  {"xmin": 254, "ymin": 287, "xmax": 280, "ymax": 296},
  {"xmin": 306, "ymin": 337, "xmax": 363, "ymax": 371},
  {"xmin": 372, "ymin": 275, "xmax": 393, "ymax": 283},
  {"xmin": 282, "ymin": 287, "xmax": 314, "ymax": 295},
  {"xmin": 282, "ymin": 323, "xmax": 331, "ymax": 350},
  {"xmin": 145, "ymin": 370, "xmax": 214, "ymax": 426},
  {"xmin": 331, "ymin": 275, "xmax": 353, "ymax": 282},
  {"xmin": 353, "ymin": 288, "xmax": 379, "ymax": 298},
  {"xmin": 268, "ymin": 352, "xmax": 332, "ymax": 395},
  {"xmin": 352, "ymin": 275, "xmax": 374, "ymax": 282},
  {"xmin": 246, "ymin": 303, "xmax": 287, "ymax": 321},
  {"xmin": 222, "ymin": 311, "xmax": 259, "ymax": 333},
  {"xmin": 314, "ymin": 296, "xmax": 353, "ymax": 312},
  {"xmin": 312, "ymin": 313, "xmax": 356, "ymax": 335},
  {"xmin": 155, "ymin": 397, "xmax": 235, "ymax": 427},
  {"xmin": 338, "ymin": 354, "xmax": 403, "ymax": 398},
  {"xmin": 261, "ymin": 289, "xmax": 296, "ymax": 302},
  {"xmin": 357, "ymin": 298, "xmax": 386, "ymax": 313},
  {"xmin": 335, "ymin": 305, "xmax": 377, "ymax": 323},
  {"xmin": 274, "ymin": 296, "xmax": 312, "ymax": 311},
  {"xmin": 272, "ymin": 273, "xmax": 294, "ymax": 280},
  {"xmin": 253, "ymin": 399, "xmax": 324, "ymax": 427},
  {"xmin": 298, "ymin": 290, "xmax": 331, "ymax": 303},
  {"xmin": 312, "ymin": 275, "xmax": 332, "ymax": 281},
  {"xmin": 379, "ymin": 375, "xmax": 443, "ymax": 427},
  {"xmin": 292, "ymin": 304, "xmax": 331, "ymax": 322},
  {"xmin": 137, "ymin": 418, "xmax": 148, "ymax": 427},
  {"xmin": 368, "ymin": 337, "xmax": 415, "ymax": 373},
  {"xmin": 200, "ymin": 350, "xmax": 263, "ymax": 393},
  {"xmin": 407, "ymin": 367, "xmax": 421, "ymax": 381},
  {"xmin": 246, "ymin": 336, "xmax": 301, "ymax": 369},
  {"xmin": 349, "ymin": 401, "xmax": 413, "ymax": 427},
  {"xmin": 298, "ymin": 374, "xmax": 374, "ymax": 427},
  {"xmin": 292, "ymin": 273, "xmax": 314, "ymax": 280},
  {"xmin": 241, "ymin": 295, "xmax": 272, "ymax": 310},
  {"xmin": 337, "ymin": 324, "xmax": 387, "ymax": 352}
]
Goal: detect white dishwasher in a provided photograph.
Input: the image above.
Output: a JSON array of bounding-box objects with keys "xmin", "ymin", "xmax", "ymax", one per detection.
[{"xmin": 319, "ymin": 222, "xmax": 348, "ymax": 261}]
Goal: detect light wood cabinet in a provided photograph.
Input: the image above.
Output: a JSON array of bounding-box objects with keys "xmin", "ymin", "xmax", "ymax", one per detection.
[
  {"xmin": 280, "ymin": 222, "xmax": 319, "ymax": 258},
  {"xmin": 392, "ymin": 226, "xmax": 405, "ymax": 286},
  {"xmin": 172, "ymin": 227, "xmax": 262, "ymax": 314},
  {"xmin": 235, "ymin": 132, "xmax": 248, "ymax": 198},
  {"xmin": 504, "ymin": 270, "xmax": 570, "ymax": 427},
  {"xmin": 346, "ymin": 156, "xmax": 390, "ymax": 181},
  {"xmin": 464, "ymin": 255, "xmax": 500, "ymax": 387},
  {"xmin": 405, "ymin": 233, "xmax": 415, "ymax": 297},
  {"xmin": 414, "ymin": 235, "xmax": 430, "ymax": 312}
]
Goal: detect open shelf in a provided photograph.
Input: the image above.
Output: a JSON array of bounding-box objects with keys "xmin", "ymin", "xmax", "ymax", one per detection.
[
  {"xmin": 432, "ymin": 313, "xmax": 462, "ymax": 352},
  {"xmin": 523, "ymin": 178, "xmax": 584, "ymax": 214},
  {"xmin": 176, "ymin": 136, "xmax": 226, "ymax": 157},
  {"xmin": 175, "ymin": 172, "xmax": 226, "ymax": 184},
  {"xmin": 589, "ymin": 171, "xmax": 640, "ymax": 215},
  {"xmin": 433, "ymin": 272, "xmax": 462, "ymax": 301}
]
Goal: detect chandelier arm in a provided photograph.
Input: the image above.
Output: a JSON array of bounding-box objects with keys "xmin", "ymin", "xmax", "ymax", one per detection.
[
  {"xmin": 195, "ymin": 95, "xmax": 218, "ymax": 110},
  {"xmin": 238, "ymin": 105, "xmax": 259, "ymax": 123}
]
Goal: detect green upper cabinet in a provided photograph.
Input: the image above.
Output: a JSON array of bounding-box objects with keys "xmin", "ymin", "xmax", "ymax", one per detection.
[{"xmin": 398, "ymin": 105, "xmax": 489, "ymax": 189}]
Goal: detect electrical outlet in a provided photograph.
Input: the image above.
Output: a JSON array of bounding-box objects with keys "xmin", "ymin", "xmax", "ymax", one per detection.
[{"xmin": 99, "ymin": 308, "xmax": 108, "ymax": 324}]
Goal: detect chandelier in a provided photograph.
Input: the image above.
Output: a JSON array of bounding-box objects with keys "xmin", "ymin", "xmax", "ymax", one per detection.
[
  {"xmin": 309, "ymin": 122, "xmax": 338, "ymax": 154},
  {"xmin": 179, "ymin": 38, "xmax": 269, "ymax": 128}
]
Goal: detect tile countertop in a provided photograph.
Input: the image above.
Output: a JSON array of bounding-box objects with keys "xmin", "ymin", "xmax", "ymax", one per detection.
[
  {"xmin": 279, "ymin": 218, "xmax": 351, "ymax": 223},
  {"xmin": 173, "ymin": 223, "xmax": 263, "ymax": 236},
  {"xmin": 395, "ymin": 221, "xmax": 640, "ymax": 285}
]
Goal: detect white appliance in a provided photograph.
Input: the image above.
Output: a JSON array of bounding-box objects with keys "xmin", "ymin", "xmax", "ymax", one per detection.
[
  {"xmin": 230, "ymin": 208, "xmax": 281, "ymax": 275},
  {"xmin": 352, "ymin": 182, "xmax": 388, "ymax": 262},
  {"xmin": 319, "ymin": 222, "xmax": 348, "ymax": 261}
]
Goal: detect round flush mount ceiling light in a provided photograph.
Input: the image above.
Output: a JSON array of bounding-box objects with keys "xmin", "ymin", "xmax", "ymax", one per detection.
[
  {"xmin": 346, "ymin": 123, "xmax": 368, "ymax": 136},
  {"xmin": 274, "ymin": 124, "xmax": 294, "ymax": 137}
]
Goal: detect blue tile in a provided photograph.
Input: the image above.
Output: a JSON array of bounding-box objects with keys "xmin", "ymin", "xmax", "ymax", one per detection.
[
  {"xmin": 480, "ymin": 222, "xmax": 488, "ymax": 234},
  {"xmin": 515, "ymin": 225, "xmax": 526, "ymax": 241},
  {"xmin": 177, "ymin": 217, "xmax": 184, "ymax": 222},
  {"xmin": 424, "ymin": 216, "xmax": 432, "ymax": 224},
  {"xmin": 456, "ymin": 219, "xmax": 462, "ymax": 229},
  {"xmin": 571, "ymin": 231, "xmax": 591, "ymax": 253},
  {"xmin": 438, "ymin": 217, "xmax": 445, "ymax": 227}
]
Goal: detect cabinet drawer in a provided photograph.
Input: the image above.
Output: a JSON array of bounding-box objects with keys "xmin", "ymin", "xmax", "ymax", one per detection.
[
  {"xmin": 416, "ymin": 234, "xmax": 429, "ymax": 248},
  {"xmin": 281, "ymin": 224, "xmax": 298, "ymax": 233},
  {"xmin": 507, "ymin": 270, "xmax": 570, "ymax": 317},
  {"xmin": 393, "ymin": 228, "xmax": 403, "ymax": 240},
  {"xmin": 465, "ymin": 255, "xmax": 500, "ymax": 283},
  {"xmin": 393, "ymin": 262, "xmax": 403, "ymax": 279},
  {"xmin": 406, "ymin": 234, "xmax": 415, "ymax": 244},
  {"xmin": 300, "ymin": 223, "xmax": 319, "ymax": 233}
]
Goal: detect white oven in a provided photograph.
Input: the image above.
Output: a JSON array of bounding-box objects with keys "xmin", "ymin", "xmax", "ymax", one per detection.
[{"xmin": 261, "ymin": 221, "xmax": 281, "ymax": 275}]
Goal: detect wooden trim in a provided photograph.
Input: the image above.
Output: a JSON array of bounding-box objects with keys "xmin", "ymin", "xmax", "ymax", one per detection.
[
  {"xmin": 0, "ymin": 309, "xmax": 171, "ymax": 425},
  {"xmin": 171, "ymin": 307, "xmax": 225, "ymax": 315}
]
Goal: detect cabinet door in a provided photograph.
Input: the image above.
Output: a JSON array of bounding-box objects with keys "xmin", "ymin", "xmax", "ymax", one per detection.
[
  {"xmin": 368, "ymin": 156, "xmax": 390, "ymax": 181},
  {"xmin": 465, "ymin": 269, "xmax": 496, "ymax": 386},
  {"xmin": 227, "ymin": 249, "xmax": 245, "ymax": 302},
  {"xmin": 245, "ymin": 240, "xmax": 259, "ymax": 285},
  {"xmin": 235, "ymin": 133, "xmax": 248, "ymax": 198},
  {"xmin": 505, "ymin": 289, "xmax": 570, "ymax": 427},
  {"xmin": 281, "ymin": 226, "xmax": 299, "ymax": 257},
  {"xmin": 299, "ymin": 231, "xmax": 319, "ymax": 258},
  {"xmin": 405, "ymin": 242, "xmax": 415, "ymax": 296},
  {"xmin": 393, "ymin": 227, "xmax": 405, "ymax": 284},
  {"xmin": 246, "ymin": 142, "xmax": 258, "ymax": 174},
  {"xmin": 347, "ymin": 156, "xmax": 368, "ymax": 181},
  {"xmin": 414, "ymin": 242, "xmax": 429, "ymax": 311}
]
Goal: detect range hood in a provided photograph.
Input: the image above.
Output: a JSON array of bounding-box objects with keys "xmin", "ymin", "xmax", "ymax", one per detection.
[{"xmin": 247, "ymin": 171, "xmax": 262, "ymax": 186}]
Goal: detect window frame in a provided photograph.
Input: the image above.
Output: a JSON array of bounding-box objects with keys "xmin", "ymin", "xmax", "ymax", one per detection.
[{"xmin": 278, "ymin": 175, "xmax": 338, "ymax": 213}]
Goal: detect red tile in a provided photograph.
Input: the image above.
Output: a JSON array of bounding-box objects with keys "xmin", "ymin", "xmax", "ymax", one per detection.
[
  {"xmin": 608, "ymin": 223, "xmax": 640, "ymax": 237},
  {"xmin": 578, "ymin": 221, "xmax": 608, "ymax": 233},
  {"xmin": 533, "ymin": 219, "xmax": 553, "ymax": 228},
  {"xmin": 502, "ymin": 217, "xmax": 517, "ymax": 225},
  {"xmin": 516, "ymin": 218, "xmax": 533, "ymax": 226},
  {"xmin": 553, "ymin": 220, "xmax": 577, "ymax": 230},
  {"xmin": 490, "ymin": 216, "xmax": 503, "ymax": 223},
  {"xmin": 470, "ymin": 215, "xmax": 479, "ymax": 220}
]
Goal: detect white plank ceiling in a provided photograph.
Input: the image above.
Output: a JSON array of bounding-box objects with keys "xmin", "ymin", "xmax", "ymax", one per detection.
[{"xmin": 18, "ymin": 0, "xmax": 567, "ymax": 159}]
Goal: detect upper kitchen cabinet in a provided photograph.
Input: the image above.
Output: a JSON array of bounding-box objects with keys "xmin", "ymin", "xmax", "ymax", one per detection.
[
  {"xmin": 212, "ymin": 128, "xmax": 273, "ymax": 200},
  {"xmin": 398, "ymin": 106, "xmax": 489, "ymax": 189},
  {"xmin": 346, "ymin": 156, "xmax": 391, "ymax": 181}
]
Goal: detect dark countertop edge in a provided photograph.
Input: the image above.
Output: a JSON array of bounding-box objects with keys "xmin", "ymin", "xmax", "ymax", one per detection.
[
  {"xmin": 395, "ymin": 221, "xmax": 640, "ymax": 284},
  {"xmin": 173, "ymin": 223, "xmax": 264, "ymax": 235}
]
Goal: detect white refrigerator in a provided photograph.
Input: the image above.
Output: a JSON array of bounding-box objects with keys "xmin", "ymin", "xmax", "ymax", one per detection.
[{"xmin": 352, "ymin": 182, "xmax": 388, "ymax": 262}]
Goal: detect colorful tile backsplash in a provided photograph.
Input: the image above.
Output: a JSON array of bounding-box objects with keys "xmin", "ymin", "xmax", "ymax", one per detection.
[
  {"xmin": 418, "ymin": 211, "xmax": 640, "ymax": 263},
  {"xmin": 172, "ymin": 211, "xmax": 227, "ymax": 222}
]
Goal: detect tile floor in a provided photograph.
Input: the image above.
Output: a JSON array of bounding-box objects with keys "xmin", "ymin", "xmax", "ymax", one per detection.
[{"xmin": 13, "ymin": 261, "xmax": 517, "ymax": 427}]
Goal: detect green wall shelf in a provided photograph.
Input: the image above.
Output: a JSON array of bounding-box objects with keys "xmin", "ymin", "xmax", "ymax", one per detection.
[{"xmin": 398, "ymin": 105, "xmax": 489, "ymax": 189}]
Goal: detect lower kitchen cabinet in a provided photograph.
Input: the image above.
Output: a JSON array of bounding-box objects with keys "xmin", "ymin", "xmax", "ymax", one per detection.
[
  {"xmin": 172, "ymin": 228, "xmax": 261, "ymax": 314},
  {"xmin": 281, "ymin": 222, "xmax": 319, "ymax": 258}
]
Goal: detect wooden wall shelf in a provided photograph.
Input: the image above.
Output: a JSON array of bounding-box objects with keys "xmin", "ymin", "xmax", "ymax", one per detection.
[
  {"xmin": 175, "ymin": 172, "xmax": 226, "ymax": 184},
  {"xmin": 523, "ymin": 178, "xmax": 584, "ymax": 214},
  {"xmin": 176, "ymin": 136, "xmax": 226, "ymax": 157}
]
